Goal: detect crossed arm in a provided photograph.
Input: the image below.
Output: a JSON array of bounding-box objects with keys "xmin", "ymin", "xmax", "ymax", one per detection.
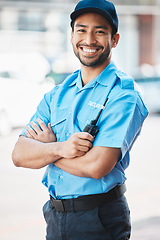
[{"xmin": 12, "ymin": 119, "xmax": 121, "ymax": 179}]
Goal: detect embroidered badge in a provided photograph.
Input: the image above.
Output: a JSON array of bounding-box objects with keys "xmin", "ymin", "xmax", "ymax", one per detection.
[{"xmin": 88, "ymin": 101, "xmax": 105, "ymax": 110}]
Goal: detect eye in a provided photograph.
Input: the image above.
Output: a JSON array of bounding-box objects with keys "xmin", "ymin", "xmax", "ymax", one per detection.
[
  {"xmin": 77, "ymin": 29, "xmax": 86, "ymax": 33},
  {"xmin": 96, "ymin": 30, "xmax": 106, "ymax": 34}
]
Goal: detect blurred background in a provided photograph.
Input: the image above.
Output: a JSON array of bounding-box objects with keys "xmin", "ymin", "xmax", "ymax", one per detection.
[{"xmin": 0, "ymin": 0, "xmax": 160, "ymax": 239}]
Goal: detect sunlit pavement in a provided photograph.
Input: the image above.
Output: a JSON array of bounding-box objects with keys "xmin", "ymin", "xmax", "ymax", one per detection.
[
  {"xmin": 0, "ymin": 114, "xmax": 160, "ymax": 240},
  {"xmin": 126, "ymin": 114, "xmax": 160, "ymax": 239}
]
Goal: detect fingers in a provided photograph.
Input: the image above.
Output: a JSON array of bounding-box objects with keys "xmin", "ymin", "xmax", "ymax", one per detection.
[
  {"xmin": 73, "ymin": 132, "xmax": 94, "ymax": 151},
  {"xmin": 76, "ymin": 144, "xmax": 91, "ymax": 153},
  {"xmin": 25, "ymin": 125, "xmax": 37, "ymax": 138},
  {"xmin": 62, "ymin": 132, "xmax": 94, "ymax": 158},
  {"xmin": 25, "ymin": 119, "xmax": 57, "ymax": 143},
  {"xmin": 30, "ymin": 121, "xmax": 42, "ymax": 134},
  {"xmin": 25, "ymin": 128, "xmax": 33, "ymax": 138},
  {"xmin": 76, "ymin": 150, "xmax": 87, "ymax": 157},
  {"xmin": 75, "ymin": 132, "xmax": 94, "ymax": 142},
  {"xmin": 75, "ymin": 137, "xmax": 93, "ymax": 154},
  {"xmin": 25, "ymin": 119, "xmax": 44, "ymax": 139},
  {"xmin": 48, "ymin": 122, "xmax": 54, "ymax": 133},
  {"xmin": 77, "ymin": 137, "xmax": 93, "ymax": 148},
  {"xmin": 36, "ymin": 118, "xmax": 48, "ymax": 131},
  {"xmin": 26, "ymin": 119, "xmax": 47, "ymax": 136}
]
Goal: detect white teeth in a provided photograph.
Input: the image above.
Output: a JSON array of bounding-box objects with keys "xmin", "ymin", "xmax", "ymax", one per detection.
[{"xmin": 83, "ymin": 48, "xmax": 97, "ymax": 53}]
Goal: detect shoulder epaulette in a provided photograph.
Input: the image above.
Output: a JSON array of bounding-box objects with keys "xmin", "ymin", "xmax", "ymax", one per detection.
[{"xmin": 116, "ymin": 71, "xmax": 134, "ymax": 90}]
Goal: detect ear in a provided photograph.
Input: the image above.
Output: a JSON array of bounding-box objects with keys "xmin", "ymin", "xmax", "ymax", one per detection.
[
  {"xmin": 112, "ymin": 33, "xmax": 120, "ymax": 48},
  {"xmin": 70, "ymin": 30, "xmax": 74, "ymax": 45}
]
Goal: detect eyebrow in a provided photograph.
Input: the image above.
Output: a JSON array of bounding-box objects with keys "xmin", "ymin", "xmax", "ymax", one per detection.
[
  {"xmin": 95, "ymin": 26, "xmax": 108, "ymax": 30},
  {"xmin": 75, "ymin": 24, "xmax": 87, "ymax": 28},
  {"xmin": 75, "ymin": 24, "xmax": 108, "ymax": 30}
]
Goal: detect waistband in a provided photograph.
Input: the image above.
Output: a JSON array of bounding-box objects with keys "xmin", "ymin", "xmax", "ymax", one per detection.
[{"xmin": 50, "ymin": 184, "xmax": 126, "ymax": 212}]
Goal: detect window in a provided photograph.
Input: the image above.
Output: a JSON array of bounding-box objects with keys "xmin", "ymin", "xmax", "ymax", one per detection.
[{"xmin": 18, "ymin": 11, "xmax": 46, "ymax": 31}]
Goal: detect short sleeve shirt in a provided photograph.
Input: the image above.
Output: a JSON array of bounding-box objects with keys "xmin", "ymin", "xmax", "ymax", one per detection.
[{"xmin": 21, "ymin": 62, "xmax": 148, "ymax": 199}]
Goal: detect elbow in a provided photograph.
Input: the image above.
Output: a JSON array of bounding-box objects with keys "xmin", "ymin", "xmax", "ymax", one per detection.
[
  {"xmin": 12, "ymin": 148, "xmax": 21, "ymax": 167},
  {"xmin": 12, "ymin": 136, "xmax": 26, "ymax": 167},
  {"xmin": 89, "ymin": 170, "xmax": 104, "ymax": 180},
  {"xmin": 87, "ymin": 160, "xmax": 115, "ymax": 180},
  {"xmin": 87, "ymin": 164, "xmax": 107, "ymax": 180},
  {"xmin": 83, "ymin": 147, "xmax": 120, "ymax": 179}
]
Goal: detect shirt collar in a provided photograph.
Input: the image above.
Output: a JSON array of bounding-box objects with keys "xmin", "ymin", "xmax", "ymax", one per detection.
[
  {"xmin": 68, "ymin": 61, "xmax": 118, "ymax": 89},
  {"xmin": 96, "ymin": 61, "xmax": 118, "ymax": 86},
  {"xmin": 68, "ymin": 70, "xmax": 80, "ymax": 87}
]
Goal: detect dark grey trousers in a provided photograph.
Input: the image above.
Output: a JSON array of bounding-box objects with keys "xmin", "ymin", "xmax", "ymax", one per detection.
[{"xmin": 43, "ymin": 195, "xmax": 131, "ymax": 240}]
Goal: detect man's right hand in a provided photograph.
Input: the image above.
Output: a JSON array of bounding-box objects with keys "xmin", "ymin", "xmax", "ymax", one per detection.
[{"xmin": 60, "ymin": 132, "xmax": 94, "ymax": 159}]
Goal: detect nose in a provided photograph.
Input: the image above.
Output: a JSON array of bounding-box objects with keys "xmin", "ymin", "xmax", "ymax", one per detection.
[{"xmin": 84, "ymin": 32, "xmax": 97, "ymax": 45}]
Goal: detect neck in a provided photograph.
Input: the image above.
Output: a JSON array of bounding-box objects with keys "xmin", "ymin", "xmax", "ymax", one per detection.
[{"xmin": 80, "ymin": 59, "xmax": 111, "ymax": 86}]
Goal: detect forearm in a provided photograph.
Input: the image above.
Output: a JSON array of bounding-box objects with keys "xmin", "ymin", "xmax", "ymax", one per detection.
[
  {"xmin": 12, "ymin": 136, "xmax": 62, "ymax": 169},
  {"xmin": 55, "ymin": 155, "xmax": 89, "ymax": 178},
  {"xmin": 54, "ymin": 146, "xmax": 120, "ymax": 179},
  {"xmin": 12, "ymin": 130, "xmax": 94, "ymax": 169},
  {"xmin": 54, "ymin": 150, "xmax": 100, "ymax": 178}
]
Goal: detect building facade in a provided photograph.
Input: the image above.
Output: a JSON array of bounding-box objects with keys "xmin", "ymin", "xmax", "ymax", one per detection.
[{"xmin": 0, "ymin": 0, "xmax": 159, "ymax": 75}]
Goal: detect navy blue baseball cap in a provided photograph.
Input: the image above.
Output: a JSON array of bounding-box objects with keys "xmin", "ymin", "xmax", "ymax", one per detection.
[{"xmin": 70, "ymin": 0, "xmax": 118, "ymax": 32}]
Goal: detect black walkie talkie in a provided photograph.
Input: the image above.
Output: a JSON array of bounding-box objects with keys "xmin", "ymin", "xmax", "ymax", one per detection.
[{"xmin": 83, "ymin": 97, "xmax": 109, "ymax": 138}]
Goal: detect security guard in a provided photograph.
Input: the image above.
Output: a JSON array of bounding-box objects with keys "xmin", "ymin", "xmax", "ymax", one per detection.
[{"xmin": 12, "ymin": 0, "xmax": 148, "ymax": 239}]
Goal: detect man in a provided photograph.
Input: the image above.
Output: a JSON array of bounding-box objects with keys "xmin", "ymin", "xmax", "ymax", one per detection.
[{"xmin": 12, "ymin": 0, "xmax": 148, "ymax": 239}]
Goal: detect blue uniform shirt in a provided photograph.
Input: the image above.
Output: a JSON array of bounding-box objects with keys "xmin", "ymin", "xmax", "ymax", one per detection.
[{"xmin": 21, "ymin": 62, "xmax": 148, "ymax": 199}]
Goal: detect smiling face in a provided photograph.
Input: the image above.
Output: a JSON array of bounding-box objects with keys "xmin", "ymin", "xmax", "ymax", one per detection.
[{"xmin": 71, "ymin": 12, "xmax": 119, "ymax": 69}]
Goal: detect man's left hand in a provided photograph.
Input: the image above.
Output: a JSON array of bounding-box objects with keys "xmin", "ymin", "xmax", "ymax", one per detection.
[{"xmin": 25, "ymin": 118, "xmax": 56, "ymax": 143}]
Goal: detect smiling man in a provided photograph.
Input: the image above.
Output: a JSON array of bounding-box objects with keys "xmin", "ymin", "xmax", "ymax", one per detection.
[
  {"xmin": 71, "ymin": 13, "xmax": 118, "ymax": 69},
  {"xmin": 12, "ymin": 0, "xmax": 148, "ymax": 239}
]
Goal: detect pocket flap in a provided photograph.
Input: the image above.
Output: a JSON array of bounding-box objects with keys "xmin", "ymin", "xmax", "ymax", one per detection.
[{"xmin": 51, "ymin": 107, "xmax": 68, "ymax": 127}]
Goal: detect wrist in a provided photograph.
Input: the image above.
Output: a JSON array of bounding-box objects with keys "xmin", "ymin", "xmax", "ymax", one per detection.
[{"xmin": 49, "ymin": 141, "xmax": 64, "ymax": 161}]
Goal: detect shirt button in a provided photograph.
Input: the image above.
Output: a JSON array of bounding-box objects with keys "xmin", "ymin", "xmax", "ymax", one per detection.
[
  {"xmin": 66, "ymin": 133, "xmax": 70, "ymax": 137},
  {"xmin": 59, "ymin": 175, "xmax": 63, "ymax": 180}
]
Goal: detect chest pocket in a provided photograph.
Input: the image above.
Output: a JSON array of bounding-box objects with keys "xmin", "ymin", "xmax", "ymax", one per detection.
[
  {"xmin": 77, "ymin": 106, "xmax": 100, "ymax": 131},
  {"xmin": 51, "ymin": 107, "xmax": 69, "ymax": 141}
]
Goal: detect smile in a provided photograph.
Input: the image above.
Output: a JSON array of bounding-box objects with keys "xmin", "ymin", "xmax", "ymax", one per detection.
[
  {"xmin": 82, "ymin": 48, "xmax": 97, "ymax": 53},
  {"xmin": 79, "ymin": 46, "xmax": 102, "ymax": 55}
]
